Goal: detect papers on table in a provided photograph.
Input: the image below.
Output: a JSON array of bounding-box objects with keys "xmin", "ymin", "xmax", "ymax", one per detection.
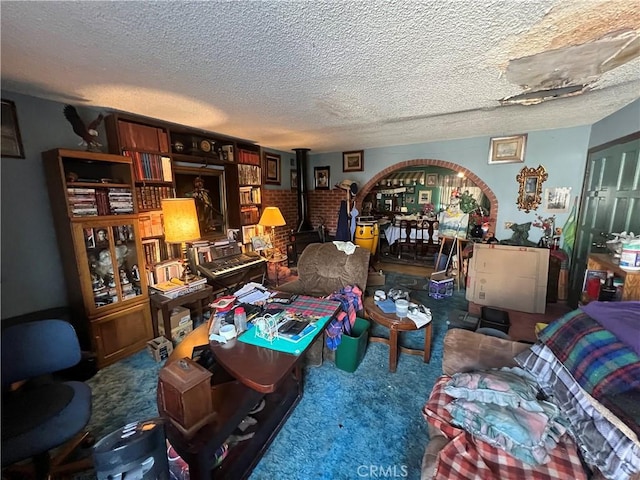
[{"xmin": 233, "ymin": 282, "xmax": 272, "ymax": 304}]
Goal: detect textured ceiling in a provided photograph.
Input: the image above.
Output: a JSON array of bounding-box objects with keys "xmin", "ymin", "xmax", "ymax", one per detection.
[{"xmin": 1, "ymin": 1, "xmax": 639, "ymax": 153}]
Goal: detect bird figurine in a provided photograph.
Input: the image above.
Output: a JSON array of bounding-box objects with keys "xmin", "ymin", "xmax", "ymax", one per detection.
[{"xmin": 63, "ymin": 105, "xmax": 104, "ymax": 151}]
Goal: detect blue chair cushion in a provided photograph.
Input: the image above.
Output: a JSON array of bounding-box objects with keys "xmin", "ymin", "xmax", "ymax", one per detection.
[{"xmin": 1, "ymin": 381, "xmax": 91, "ymax": 466}]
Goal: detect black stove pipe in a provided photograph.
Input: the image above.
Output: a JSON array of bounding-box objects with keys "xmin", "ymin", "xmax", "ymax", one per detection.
[{"xmin": 293, "ymin": 148, "xmax": 312, "ymax": 232}]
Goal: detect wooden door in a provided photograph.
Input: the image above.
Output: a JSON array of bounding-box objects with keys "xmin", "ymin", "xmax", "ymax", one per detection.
[{"xmin": 568, "ymin": 133, "xmax": 640, "ymax": 306}]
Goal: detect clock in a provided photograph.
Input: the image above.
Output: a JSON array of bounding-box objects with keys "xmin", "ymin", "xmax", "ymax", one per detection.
[{"xmin": 199, "ymin": 139, "xmax": 212, "ymax": 153}]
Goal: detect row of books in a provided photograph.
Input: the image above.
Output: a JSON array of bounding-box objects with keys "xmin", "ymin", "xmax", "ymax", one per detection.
[
  {"xmin": 237, "ymin": 149, "xmax": 260, "ymax": 166},
  {"xmin": 139, "ymin": 211, "xmax": 164, "ymax": 238},
  {"xmin": 238, "ymin": 164, "xmax": 261, "ymax": 185},
  {"xmin": 123, "ymin": 150, "xmax": 172, "ymax": 182},
  {"xmin": 240, "ymin": 205, "xmax": 260, "ymax": 225},
  {"xmin": 68, "ymin": 187, "xmax": 134, "ymax": 216},
  {"xmin": 135, "ymin": 186, "xmax": 174, "ymax": 210},
  {"xmin": 239, "ymin": 186, "xmax": 261, "ymax": 205}
]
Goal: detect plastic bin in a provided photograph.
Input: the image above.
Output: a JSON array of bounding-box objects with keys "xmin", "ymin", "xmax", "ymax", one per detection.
[
  {"xmin": 93, "ymin": 418, "xmax": 169, "ymax": 480},
  {"xmin": 335, "ymin": 317, "xmax": 370, "ymax": 373}
]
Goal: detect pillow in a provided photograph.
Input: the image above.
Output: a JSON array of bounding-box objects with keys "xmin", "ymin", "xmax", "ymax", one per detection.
[
  {"xmin": 444, "ymin": 367, "xmax": 543, "ymax": 412},
  {"xmin": 445, "ymin": 398, "xmax": 566, "ymax": 465}
]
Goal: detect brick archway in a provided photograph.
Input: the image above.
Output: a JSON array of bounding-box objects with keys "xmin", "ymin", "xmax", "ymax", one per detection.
[{"xmin": 359, "ymin": 159, "xmax": 498, "ymax": 223}]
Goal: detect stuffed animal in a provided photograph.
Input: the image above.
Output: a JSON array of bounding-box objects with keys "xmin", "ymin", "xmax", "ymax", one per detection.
[{"xmin": 500, "ymin": 222, "xmax": 537, "ymax": 247}]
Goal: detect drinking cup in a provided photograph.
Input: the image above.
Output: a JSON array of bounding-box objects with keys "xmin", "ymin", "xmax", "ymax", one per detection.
[{"xmin": 395, "ymin": 299, "xmax": 409, "ymax": 318}]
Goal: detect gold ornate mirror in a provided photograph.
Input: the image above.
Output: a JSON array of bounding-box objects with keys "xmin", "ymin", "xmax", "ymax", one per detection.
[{"xmin": 516, "ymin": 165, "xmax": 547, "ymax": 213}]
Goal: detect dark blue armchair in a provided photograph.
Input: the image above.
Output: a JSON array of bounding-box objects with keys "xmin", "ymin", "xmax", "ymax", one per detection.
[{"xmin": 1, "ymin": 319, "xmax": 93, "ymax": 478}]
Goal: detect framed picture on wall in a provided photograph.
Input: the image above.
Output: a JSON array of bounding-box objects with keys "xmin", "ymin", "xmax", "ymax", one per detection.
[
  {"xmin": 264, "ymin": 152, "xmax": 281, "ymax": 185},
  {"xmin": 342, "ymin": 150, "xmax": 364, "ymax": 172},
  {"xmin": 544, "ymin": 187, "xmax": 572, "ymax": 213},
  {"xmin": 290, "ymin": 170, "xmax": 298, "ymax": 190},
  {"xmin": 314, "ymin": 166, "xmax": 330, "ymax": 190},
  {"xmin": 488, "ymin": 134, "xmax": 527, "ymax": 164},
  {"xmin": 418, "ymin": 190, "xmax": 432, "ymax": 204},
  {"xmin": 426, "ymin": 174, "xmax": 438, "ymax": 186},
  {"xmin": 1, "ymin": 99, "xmax": 25, "ymax": 158}
]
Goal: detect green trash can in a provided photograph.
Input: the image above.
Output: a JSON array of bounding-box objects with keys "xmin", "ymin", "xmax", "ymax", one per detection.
[{"xmin": 335, "ymin": 317, "xmax": 370, "ymax": 373}]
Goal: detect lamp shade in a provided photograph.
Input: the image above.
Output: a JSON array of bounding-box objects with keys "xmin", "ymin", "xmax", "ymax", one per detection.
[
  {"xmin": 258, "ymin": 207, "xmax": 286, "ymax": 227},
  {"xmin": 161, "ymin": 198, "xmax": 201, "ymax": 243}
]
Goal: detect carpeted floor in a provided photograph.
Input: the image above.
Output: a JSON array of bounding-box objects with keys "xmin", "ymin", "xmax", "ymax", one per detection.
[{"xmin": 84, "ymin": 272, "xmax": 467, "ymax": 480}]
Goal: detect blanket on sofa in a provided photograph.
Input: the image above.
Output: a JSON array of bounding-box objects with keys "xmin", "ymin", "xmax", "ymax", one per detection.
[
  {"xmin": 423, "ymin": 376, "xmax": 587, "ymax": 480},
  {"xmin": 537, "ymin": 308, "xmax": 640, "ymax": 436}
]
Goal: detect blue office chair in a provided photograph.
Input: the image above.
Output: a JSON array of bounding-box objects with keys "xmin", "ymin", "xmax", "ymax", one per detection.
[{"xmin": 1, "ymin": 319, "xmax": 93, "ymax": 479}]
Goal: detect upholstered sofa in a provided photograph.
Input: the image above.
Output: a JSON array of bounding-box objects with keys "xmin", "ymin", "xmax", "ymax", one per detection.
[{"xmin": 422, "ymin": 302, "xmax": 640, "ymax": 480}]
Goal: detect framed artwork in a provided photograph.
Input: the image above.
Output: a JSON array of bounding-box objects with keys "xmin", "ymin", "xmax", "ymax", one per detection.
[
  {"xmin": 418, "ymin": 190, "xmax": 432, "ymax": 204},
  {"xmin": 488, "ymin": 134, "xmax": 527, "ymax": 164},
  {"xmin": 342, "ymin": 150, "xmax": 364, "ymax": 172},
  {"xmin": 84, "ymin": 228, "xmax": 95, "ymax": 249},
  {"xmin": 264, "ymin": 152, "xmax": 281, "ymax": 185},
  {"xmin": 314, "ymin": 166, "xmax": 330, "ymax": 190},
  {"xmin": 290, "ymin": 170, "xmax": 298, "ymax": 190},
  {"xmin": 516, "ymin": 165, "xmax": 547, "ymax": 213},
  {"xmin": 426, "ymin": 174, "xmax": 438, "ymax": 186},
  {"xmin": 544, "ymin": 187, "xmax": 572, "ymax": 213},
  {"xmin": 1, "ymin": 99, "xmax": 25, "ymax": 158}
]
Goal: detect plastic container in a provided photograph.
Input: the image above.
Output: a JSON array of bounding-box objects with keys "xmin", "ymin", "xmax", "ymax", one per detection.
[
  {"xmin": 620, "ymin": 239, "xmax": 640, "ymax": 271},
  {"xmin": 395, "ymin": 299, "xmax": 409, "ymax": 318},
  {"xmin": 234, "ymin": 307, "xmax": 247, "ymax": 333},
  {"xmin": 93, "ymin": 419, "xmax": 169, "ymax": 480},
  {"xmin": 335, "ymin": 318, "xmax": 370, "ymax": 373}
]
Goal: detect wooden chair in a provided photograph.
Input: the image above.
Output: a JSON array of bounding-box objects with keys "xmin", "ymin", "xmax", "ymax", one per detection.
[
  {"xmin": 397, "ymin": 220, "xmax": 417, "ymax": 259},
  {"xmin": 414, "ymin": 220, "xmax": 431, "ymax": 258}
]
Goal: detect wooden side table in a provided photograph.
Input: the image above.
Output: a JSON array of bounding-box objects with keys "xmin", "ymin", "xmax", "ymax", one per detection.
[
  {"xmin": 150, "ymin": 285, "xmax": 214, "ymax": 341},
  {"xmin": 267, "ymin": 254, "xmax": 288, "ymax": 287},
  {"xmin": 363, "ymin": 297, "xmax": 432, "ymax": 372}
]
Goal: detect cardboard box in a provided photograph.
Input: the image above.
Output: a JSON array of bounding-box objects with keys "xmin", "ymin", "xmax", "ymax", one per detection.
[
  {"xmin": 147, "ymin": 336, "xmax": 174, "ymax": 362},
  {"xmin": 367, "ymin": 271, "xmax": 386, "ymax": 286},
  {"xmin": 160, "ymin": 320, "xmax": 193, "ymax": 345},
  {"xmin": 466, "ymin": 244, "xmax": 549, "ymax": 314},
  {"xmin": 158, "ymin": 306, "xmax": 191, "ymax": 331},
  {"xmin": 429, "ymin": 271, "xmax": 454, "ymax": 299}
]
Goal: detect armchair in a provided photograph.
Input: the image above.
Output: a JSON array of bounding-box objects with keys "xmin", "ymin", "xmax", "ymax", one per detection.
[
  {"xmin": 1, "ymin": 319, "xmax": 93, "ymax": 479},
  {"xmin": 276, "ymin": 242, "xmax": 370, "ymax": 365},
  {"xmin": 277, "ymin": 242, "xmax": 370, "ymax": 297}
]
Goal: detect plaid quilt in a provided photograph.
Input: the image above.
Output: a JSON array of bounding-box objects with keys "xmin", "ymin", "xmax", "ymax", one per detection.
[
  {"xmin": 422, "ymin": 376, "xmax": 587, "ymax": 480},
  {"xmin": 516, "ymin": 343, "xmax": 640, "ymax": 480},
  {"xmin": 538, "ymin": 309, "xmax": 640, "ymax": 434}
]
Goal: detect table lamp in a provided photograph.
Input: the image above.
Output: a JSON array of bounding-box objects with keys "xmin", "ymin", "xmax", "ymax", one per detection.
[
  {"xmin": 258, "ymin": 206, "xmax": 286, "ymax": 258},
  {"xmin": 161, "ymin": 198, "xmax": 201, "ymax": 283}
]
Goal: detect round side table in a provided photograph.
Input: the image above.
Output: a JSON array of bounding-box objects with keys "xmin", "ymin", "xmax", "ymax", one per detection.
[{"xmin": 363, "ymin": 296, "xmax": 432, "ymax": 372}]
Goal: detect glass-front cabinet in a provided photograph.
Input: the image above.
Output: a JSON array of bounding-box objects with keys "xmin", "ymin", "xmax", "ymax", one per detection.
[
  {"xmin": 43, "ymin": 148, "xmax": 153, "ymax": 368},
  {"xmin": 76, "ymin": 220, "xmax": 145, "ymax": 311}
]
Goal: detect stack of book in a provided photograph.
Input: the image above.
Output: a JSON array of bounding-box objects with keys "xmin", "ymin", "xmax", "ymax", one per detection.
[
  {"xmin": 150, "ymin": 276, "xmax": 207, "ymax": 299},
  {"xmin": 67, "ymin": 187, "xmax": 98, "ymax": 216},
  {"xmin": 108, "ymin": 188, "xmax": 134, "ymax": 214}
]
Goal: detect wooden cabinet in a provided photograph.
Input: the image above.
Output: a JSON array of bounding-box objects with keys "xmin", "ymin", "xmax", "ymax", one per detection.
[
  {"xmin": 43, "ymin": 148, "xmax": 153, "ymax": 368},
  {"xmin": 587, "ymin": 253, "xmax": 640, "ymax": 301}
]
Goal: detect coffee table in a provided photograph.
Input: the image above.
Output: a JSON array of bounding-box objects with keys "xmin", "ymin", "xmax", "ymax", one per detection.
[
  {"xmin": 158, "ymin": 296, "xmax": 341, "ymax": 480},
  {"xmin": 363, "ymin": 296, "xmax": 432, "ymax": 372}
]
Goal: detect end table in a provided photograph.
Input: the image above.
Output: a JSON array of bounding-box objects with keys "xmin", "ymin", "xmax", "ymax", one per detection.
[{"xmin": 150, "ymin": 285, "xmax": 214, "ymax": 341}]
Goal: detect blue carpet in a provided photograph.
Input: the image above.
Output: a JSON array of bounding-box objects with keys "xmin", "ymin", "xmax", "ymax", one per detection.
[{"xmin": 85, "ymin": 272, "xmax": 467, "ymax": 480}]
